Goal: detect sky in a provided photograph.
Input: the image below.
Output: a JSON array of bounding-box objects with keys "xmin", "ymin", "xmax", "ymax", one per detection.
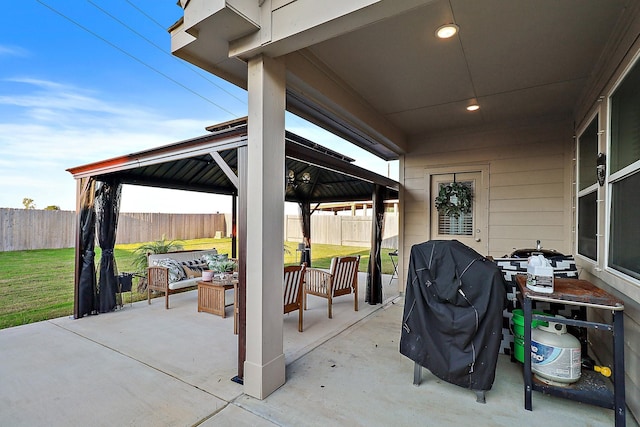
[{"xmin": 0, "ymin": 1, "xmax": 397, "ymax": 214}]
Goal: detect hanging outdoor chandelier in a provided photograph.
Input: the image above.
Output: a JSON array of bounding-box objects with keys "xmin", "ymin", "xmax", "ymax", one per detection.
[{"xmin": 287, "ymin": 169, "xmax": 311, "ymax": 188}]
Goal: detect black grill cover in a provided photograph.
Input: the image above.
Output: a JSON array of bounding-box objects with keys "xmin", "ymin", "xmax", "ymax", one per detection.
[{"xmin": 400, "ymin": 240, "xmax": 506, "ymax": 391}]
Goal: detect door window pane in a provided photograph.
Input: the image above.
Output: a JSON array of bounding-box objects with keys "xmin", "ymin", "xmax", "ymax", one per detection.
[{"xmin": 438, "ymin": 212, "xmax": 473, "ymax": 236}]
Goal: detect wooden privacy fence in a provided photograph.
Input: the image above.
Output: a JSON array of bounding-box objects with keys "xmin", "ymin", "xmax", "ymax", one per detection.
[
  {"xmin": 285, "ymin": 213, "xmax": 398, "ymax": 249},
  {"xmin": 0, "ymin": 209, "xmax": 228, "ymax": 251},
  {"xmin": 116, "ymin": 212, "xmax": 228, "ymax": 245},
  {"xmin": 0, "ymin": 208, "xmax": 399, "ymax": 251},
  {"xmin": 0, "ymin": 208, "xmax": 76, "ymax": 251}
]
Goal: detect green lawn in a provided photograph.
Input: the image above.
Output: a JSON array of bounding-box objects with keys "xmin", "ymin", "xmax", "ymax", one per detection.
[{"xmin": 0, "ymin": 239, "xmax": 396, "ymax": 330}]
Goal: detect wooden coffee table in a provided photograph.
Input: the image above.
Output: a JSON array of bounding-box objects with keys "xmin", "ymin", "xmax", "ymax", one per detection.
[{"xmin": 197, "ymin": 279, "xmax": 236, "ymax": 317}]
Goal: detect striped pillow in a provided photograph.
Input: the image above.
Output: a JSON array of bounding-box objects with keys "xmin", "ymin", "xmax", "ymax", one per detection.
[{"xmin": 181, "ymin": 260, "xmax": 208, "ymax": 278}]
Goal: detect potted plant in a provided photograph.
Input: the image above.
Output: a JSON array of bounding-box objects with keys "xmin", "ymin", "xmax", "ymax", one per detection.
[
  {"xmin": 131, "ymin": 235, "xmax": 184, "ymax": 292},
  {"xmin": 211, "ymin": 259, "xmax": 237, "ymax": 275}
]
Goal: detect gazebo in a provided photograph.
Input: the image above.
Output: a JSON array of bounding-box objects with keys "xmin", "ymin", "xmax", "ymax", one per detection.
[{"xmin": 66, "ymin": 116, "xmax": 398, "ymax": 383}]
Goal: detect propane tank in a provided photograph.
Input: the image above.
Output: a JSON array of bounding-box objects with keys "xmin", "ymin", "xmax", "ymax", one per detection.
[{"xmin": 531, "ymin": 318, "xmax": 581, "ymax": 385}]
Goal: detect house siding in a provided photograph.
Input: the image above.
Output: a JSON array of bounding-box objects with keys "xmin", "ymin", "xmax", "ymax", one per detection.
[
  {"xmin": 399, "ymin": 117, "xmax": 639, "ymax": 422},
  {"xmin": 399, "ymin": 117, "xmax": 574, "ymax": 285},
  {"xmin": 571, "ymin": 12, "xmax": 640, "ymax": 421}
]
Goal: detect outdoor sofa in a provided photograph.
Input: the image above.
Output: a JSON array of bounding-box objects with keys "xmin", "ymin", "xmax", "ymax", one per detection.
[{"xmin": 147, "ymin": 249, "xmax": 224, "ymax": 309}]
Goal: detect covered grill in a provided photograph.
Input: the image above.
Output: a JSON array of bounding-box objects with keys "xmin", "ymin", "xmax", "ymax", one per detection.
[{"xmin": 400, "ymin": 240, "xmax": 506, "ymax": 397}]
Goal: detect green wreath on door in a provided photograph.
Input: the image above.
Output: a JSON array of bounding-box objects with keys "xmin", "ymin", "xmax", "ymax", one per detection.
[{"xmin": 434, "ymin": 182, "xmax": 473, "ymax": 218}]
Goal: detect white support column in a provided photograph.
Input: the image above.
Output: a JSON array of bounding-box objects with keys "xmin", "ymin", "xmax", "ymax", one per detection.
[{"xmin": 244, "ymin": 54, "xmax": 286, "ymax": 399}]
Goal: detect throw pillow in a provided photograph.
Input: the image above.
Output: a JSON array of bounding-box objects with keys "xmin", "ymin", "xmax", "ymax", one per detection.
[
  {"xmin": 152, "ymin": 258, "xmax": 186, "ymax": 283},
  {"xmin": 182, "ymin": 264, "xmax": 203, "ymax": 279},
  {"xmin": 180, "ymin": 260, "xmax": 208, "ymax": 279}
]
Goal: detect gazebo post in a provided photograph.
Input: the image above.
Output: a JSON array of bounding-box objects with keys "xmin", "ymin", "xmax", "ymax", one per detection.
[
  {"xmin": 231, "ymin": 192, "xmax": 237, "ymax": 259},
  {"xmin": 236, "ymin": 147, "xmax": 248, "ymax": 383},
  {"xmin": 73, "ymin": 179, "xmax": 82, "ymax": 319},
  {"xmin": 299, "ymin": 200, "xmax": 312, "ymax": 267},
  {"xmin": 366, "ymin": 184, "xmax": 384, "ymax": 305}
]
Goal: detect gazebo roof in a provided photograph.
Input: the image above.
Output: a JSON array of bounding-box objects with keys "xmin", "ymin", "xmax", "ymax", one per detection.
[{"xmin": 67, "ymin": 117, "xmax": 399, "ymax": 203}]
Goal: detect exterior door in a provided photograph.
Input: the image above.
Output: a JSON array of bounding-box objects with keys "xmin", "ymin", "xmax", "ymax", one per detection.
[{"xmin": 430, "ymin": 171, "xmax": 488, "ymax": 255}]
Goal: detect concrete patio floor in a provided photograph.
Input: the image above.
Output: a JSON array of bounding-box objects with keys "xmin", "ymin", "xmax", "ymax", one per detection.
[{"xmin": 0, "ymin": 273, "xmax": 635, "ymax": 426}]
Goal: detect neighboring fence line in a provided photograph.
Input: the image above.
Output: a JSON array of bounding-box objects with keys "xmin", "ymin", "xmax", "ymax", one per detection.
[
  {"xmin": 116, "ymin": 212, "xmax": 228, "ymax": 245},
  {"xmin": 0, "ymin": 209, "xmax": 227, "ymax": 251},
  {"xmin": 0, "ymin": 208, "xmax": 398, "ymax": 251},
  {"xmin": 285, "ymin": 213, "xmax": 398, "ymax": 249},
  {"xmin": 0, "ymin": 208, "xmax": 77, "ymax": 251}
]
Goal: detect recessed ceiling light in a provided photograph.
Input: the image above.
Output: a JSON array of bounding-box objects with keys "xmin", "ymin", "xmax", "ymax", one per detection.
[
  {"xmin": 466, "ymin": 104, "xmax": 480, "ymax": 111},
  {"xmin": 436, "ymin": 24, "xmax": 459, "ymax": 39}
]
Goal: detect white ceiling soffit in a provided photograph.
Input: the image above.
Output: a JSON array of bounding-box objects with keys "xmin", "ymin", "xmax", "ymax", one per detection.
[
  {"xmin": 306, "ymin": 0, "xmax": 628, "ymax": 139},
  {"xmin": 172, "ymin": 0, "xmax": 630, "ymax": 159}
]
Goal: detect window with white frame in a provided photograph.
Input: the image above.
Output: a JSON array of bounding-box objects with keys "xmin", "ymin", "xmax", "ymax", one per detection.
[
  {"xmin": 608, "ymin": 59, "xmax": 640, "ymax": 280},
  {"xmin": 577, "ymin": 116, "xmax": 598, "ymax": 260}
]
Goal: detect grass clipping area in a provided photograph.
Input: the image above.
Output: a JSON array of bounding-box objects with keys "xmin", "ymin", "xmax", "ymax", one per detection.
[{"xmin": 0, "ymin": 238, "xmax": 397, "ymax": 330}]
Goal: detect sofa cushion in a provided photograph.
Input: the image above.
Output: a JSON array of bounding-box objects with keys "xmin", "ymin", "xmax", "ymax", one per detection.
[
  {"xmin": 152, "ymin": 258, "xmax": 186, "ymax": 283},
  {"xmin": 168, "ymin": 277, "xmax": 200, "ymax": 291}
]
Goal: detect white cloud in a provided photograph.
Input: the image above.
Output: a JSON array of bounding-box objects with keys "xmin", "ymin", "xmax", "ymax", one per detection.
[
  {"xmin": 0, "ymin": 77, "xmax": 228, "ymax": 211},
  {"xmin": 4, "ymin": 77, "xmax": 65, "ymax": 89},
  {"xmin": 0, "ymin": 78, "xmax": 158, "ymax": 124},
  {"xmin": 0, "ymin": 45, "xmax": 29, "ymax": 57}
]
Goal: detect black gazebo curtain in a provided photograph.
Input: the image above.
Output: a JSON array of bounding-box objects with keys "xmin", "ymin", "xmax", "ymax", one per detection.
[
  {"xmin": 76, "ymin": 177, "xmax": 97, "ymax": 317},
  {"xmin": 75, "ymin": 178, "xmax": 123, "ymax": 316},
  {"xmin": 366, "ymin": 185, "xmax": 385, "ymax": 305},
  {"xmin": 95, "ymin": 180, "xmax": 122, "ymax": 313},
  {"xmin": 298, "ymin": 201, "xmax": 312, "ymax": 266}
]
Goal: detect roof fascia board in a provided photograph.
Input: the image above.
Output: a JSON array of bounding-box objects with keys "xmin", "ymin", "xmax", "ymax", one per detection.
[
  {"xmin": 181, "ymin": 0, "xmax": 260, "ymax": 40},
  {"xmin": 170, "ymin": 30, "xmax": 243, "ymax": 85},
  {"xmin": 230, "ymin": 0, "xmax": 375, "ymax": 58},
  {"xmin": 230, "ymin": 0, "xmax": 432, "ymax": 60},
  {"xmin": 67, "ymin": 135, "xmax": 247, "ymax": 179}
]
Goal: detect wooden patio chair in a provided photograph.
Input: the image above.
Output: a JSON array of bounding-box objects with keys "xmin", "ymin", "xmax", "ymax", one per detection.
[
  {"xmin": 284, "ymin": 263, "xmax": 307, "ymax": 332},
  {"xmin": 304, "ymin": 255, "xmax": 360, "ymax": 319}
]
